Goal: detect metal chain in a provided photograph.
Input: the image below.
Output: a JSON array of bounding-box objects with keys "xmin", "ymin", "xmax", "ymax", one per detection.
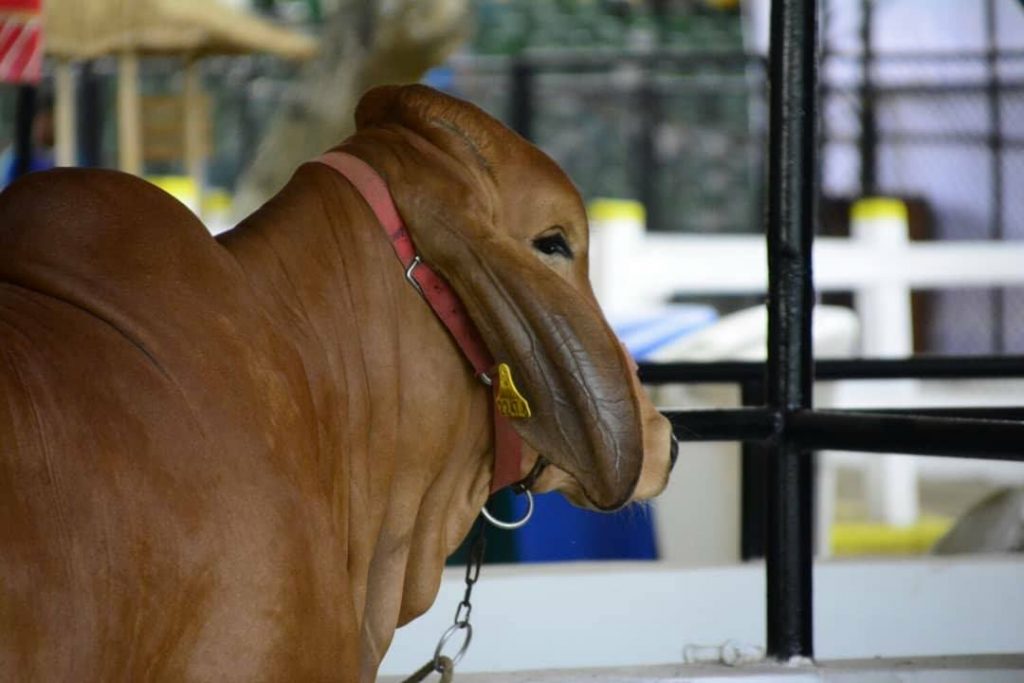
[
  {"xmin": 456, "ymin": 517, "xmax": 487, "ymax": 628},
  {"xmin": 401, "ymin": 517, "xmax": 488, "ymax": 683}
]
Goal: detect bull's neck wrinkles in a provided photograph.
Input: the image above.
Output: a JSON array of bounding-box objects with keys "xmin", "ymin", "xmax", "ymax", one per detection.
[{"xmin": 217, "ymin": 161, "xmax": 493, "ymax": 680}]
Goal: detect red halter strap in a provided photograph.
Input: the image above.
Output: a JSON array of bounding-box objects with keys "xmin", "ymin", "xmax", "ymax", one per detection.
[{"xmin": 314, "ymin": 150, "xmax": 523, "ymax": 493}]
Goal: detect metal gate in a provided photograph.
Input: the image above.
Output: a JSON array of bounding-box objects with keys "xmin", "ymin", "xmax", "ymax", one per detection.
[{"xmin": 637, "ymin": 0, "xmax": 1024, "ymax": 661}]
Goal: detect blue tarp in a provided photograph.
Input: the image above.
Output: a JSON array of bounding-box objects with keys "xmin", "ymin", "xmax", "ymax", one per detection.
[{"xmin": 508, "ymin": 304, "xmax": 717, "ymax": 562}]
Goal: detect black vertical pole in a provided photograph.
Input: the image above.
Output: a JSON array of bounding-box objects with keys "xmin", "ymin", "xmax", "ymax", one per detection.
[
  {"xmin": 984, "ymin": 0, "xmax": 1004, "ymax": 353},
  {"xmin": 740, "ymin": 380, "xmax": 768, "ymax": 560},
  {"xmin": 858, "ymin": 0, "xmax": 876, "ymax": 196},
  {"xmin": 509, "ymin": 59, "xmax": 534, "ymax": 141},
  {"xmin": 639, "ymin": 0, "xmax": 667, "ymax": 231},
  {"xmin": 636, "ymin": 73, "xmax": 660, "ymax": 231},
  {"xmin": 650, "ymin": 0, "xmax": 669, "ymax": 44},
  {"xmin": 765, "ymin": 0, "xmax": 817, "ymax": 662},
  {"xmin": 237, "ymin": 62, "xmax": 258, "ymax": 176},
  {"xmin": 77, "ymin": 61, "xmax": 103, "ymax": 168},
  {"xmin": 13, "ymin": 84, "xmax": 38, "ymax": 180}
]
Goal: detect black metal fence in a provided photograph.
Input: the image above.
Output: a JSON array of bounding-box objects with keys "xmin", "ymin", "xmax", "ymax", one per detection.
[
  {"xmin": 459, "ymin": 5, "xmax": 1024, "ymax": 660},
  {"xmin": 631, "ymin": 0, "xmax": 1024, "ymax": 662},
  {"xmin": 451, "ymin": 21, "xmax": 1024, "ymax": 356},
  {"xmin": 821, "ymin": 0, "xmax": 1024, "ymax": 356},
  {"xmin": 444, "ymin": 48, "xmax": 766, "ymax": 237}
]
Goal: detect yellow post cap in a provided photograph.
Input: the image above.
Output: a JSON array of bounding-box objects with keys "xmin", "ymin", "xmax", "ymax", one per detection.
[
  {"xmin": 851, "ymin": 197, "xmax": 908, "ymax": 223},
  {"xmin": 147, "ymin": 175, "xmax": 197, "ymax": 204},
  {"xmin": 588, "ymin": 198, "xmax": 646, "ymax": 225},
  {"xmin": 202, "ymin": 189, "xmax": 233, "ymax": 216}
]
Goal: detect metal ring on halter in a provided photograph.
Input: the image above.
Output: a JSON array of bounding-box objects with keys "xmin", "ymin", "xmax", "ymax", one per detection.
[
  {"xmin": 433, "ymin": 622, "xmax": 472, "ymax": 669},
  {"xmin": 481, "ymin": 490, "xmax": 534, "ymax": 530},
  {"xmin": 404, "ymin": 256, "xmax": 425, "ymax": 297}
]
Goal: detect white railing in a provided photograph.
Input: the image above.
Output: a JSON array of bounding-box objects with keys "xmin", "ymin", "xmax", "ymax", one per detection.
[
  {"xmin": 590, "ymin": 204, "xmax": 1024, "ymax": 530},
  {"xmin": 591, "ymin": 224, "xmax": 1024, "ymax": 311}
]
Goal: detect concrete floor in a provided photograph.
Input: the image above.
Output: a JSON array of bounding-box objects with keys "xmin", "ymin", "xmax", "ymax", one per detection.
[{"xmin": 382, "ymin": 654, "xmax": 1024, "ymax": 682}]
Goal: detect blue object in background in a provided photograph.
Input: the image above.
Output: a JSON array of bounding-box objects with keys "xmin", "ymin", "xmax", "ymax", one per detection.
[
  {"xmin": 1, "ymin": 148, "xmax": 54, "ymax": 187},
  {"xmin": 507, "ymin": 304, "xmax": 718, "ymax": 562},
  {"xmin": 513, "ymin": 491, "xmax": 659, "ymax": 562},
  {"xmin": 612, "ymin": 304, "xmax": 719, "ymax": 361},
  {"xmin": 422, "ymin": 65, "xmax": 457, "ymax": 94}
]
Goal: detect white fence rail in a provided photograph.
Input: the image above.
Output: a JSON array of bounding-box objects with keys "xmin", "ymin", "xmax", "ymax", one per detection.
[
  {"xmin": 590, "ymin": 208, "xmax": 1024, "ymax": 531},
  {"xmin": 591, "ymin": 227, "xmax": 1024, "ymax": 305}
]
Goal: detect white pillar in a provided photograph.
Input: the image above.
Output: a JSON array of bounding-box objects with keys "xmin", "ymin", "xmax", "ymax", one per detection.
[
  {"xmin": 587, "ymin": 198, "xmax": 646, "ymax": 315},
  {"xmin": 54, "ymin": 60, "xmax": 77, "ymax": 167},
  {"xmin": 851, "ymin": 197, "xmax": 919, "ymax": 527},
  {"xmin": 117, "ymin": 52, "xmax": 142, "ymax": 175},
  {"xmin": 183, "ymin": 57, "xmax": 205, "ymax": 218}
]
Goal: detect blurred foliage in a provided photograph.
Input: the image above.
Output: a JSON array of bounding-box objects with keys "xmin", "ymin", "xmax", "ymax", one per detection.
[
  {"xmin": 471, "ymin": 0, "xmax": 741, "ymax": 54},
  {"xmin": 449, "ymin": 0, "xmax": 759, "ymax": 234},
  {"xmin": 2, "ymin": 0, "xmax": 756, "ymax": 234},
  {"xmin": 251, "ymin": 0, "xmax": 323, "ymax": 24},
  {"xmin": 220, "ymin": 0, "xmax": 756, "ymax": 232},
  {"xmin": 231, "ymin": 0, "xmax": 470, "ymax": 214}
]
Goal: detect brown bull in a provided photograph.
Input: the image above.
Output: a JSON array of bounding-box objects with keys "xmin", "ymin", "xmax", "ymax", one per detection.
[{"xmin": 0, "ymin": 85, "xmax": 675, "ymax": 681}]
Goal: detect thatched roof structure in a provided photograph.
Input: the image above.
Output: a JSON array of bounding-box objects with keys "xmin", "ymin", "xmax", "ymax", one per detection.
[{"xmin": 44, "ymin": 0, "xmax": 318, "ymax": 60}]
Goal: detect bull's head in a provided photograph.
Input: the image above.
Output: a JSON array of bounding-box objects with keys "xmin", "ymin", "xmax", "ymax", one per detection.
[{"xmin": 342, "ymin": 85, "xmax": 675, "ymax": 511}]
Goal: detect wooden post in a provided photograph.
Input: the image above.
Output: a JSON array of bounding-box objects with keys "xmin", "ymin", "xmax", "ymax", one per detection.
[
  {"xmin": 117, "ymin": 51, "xmax": 142, "ymax": 175},
  {"xmin": 54, "ymin": 59, "xmax": 77, "ymax": 167},
  {"xmin": 183, "ymin": 57, "xmax": 205, "ymax": 217}
]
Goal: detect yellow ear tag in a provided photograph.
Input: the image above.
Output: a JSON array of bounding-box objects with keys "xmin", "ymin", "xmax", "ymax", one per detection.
[{"xmin": 494, "ymin": 363, "xmax": 532, "ymax": 419}]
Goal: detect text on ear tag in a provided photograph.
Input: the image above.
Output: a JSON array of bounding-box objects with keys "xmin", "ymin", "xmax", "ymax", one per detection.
[{"xmin": 494, "ymin": 363, "xmax": 532, "ymax": 419}]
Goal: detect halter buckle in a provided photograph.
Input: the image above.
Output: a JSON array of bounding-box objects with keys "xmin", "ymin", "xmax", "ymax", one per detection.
[{"xmin": 404, "ymin": 256, "xmax": 425, "ymax": 297}]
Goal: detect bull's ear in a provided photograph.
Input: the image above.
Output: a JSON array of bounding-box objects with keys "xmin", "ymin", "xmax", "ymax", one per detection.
[{"xmin": 346, "ymin": 85, "xmax": 644, "ymax": 510}]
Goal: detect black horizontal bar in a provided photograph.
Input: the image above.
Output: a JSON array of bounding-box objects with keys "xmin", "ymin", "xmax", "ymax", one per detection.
[
  {"xmin": 518, "ymin": 47, "xmax": 764, "ymax": 70},
  {"xmin": 639, "ymin": 355, "xmax": 1024, "ymax": 385},
  {"xmin": 819, "ymin": 356, "xmax": 1024, "ymax": 379},
  {"xmin": 461, "ymin": 47, "xmax": 1024, "ymax": 69},
  {"xmin": 641, "ymin": 360, "xmax": 762, "ymax": 384},
  {"xmin": 823, "ymin": 81, "xmax": 1024, "ymax": 96},
  {"xmin": 665, "ymin": 408, "xmax": 777, "ymax": 441},
  {"xmin": 825, "ymin": 132, "xmax": 1024, "ymax": 149},
  {"xmin": 666, "ymin": 407, "xmax": 1024, "ymax": 459},
  {"xmin": 448, "ymin": 49, "xmax": 765, "ymax": 73},
  {"xmin": 824, "ymin": 48, "xmax": 1024, "ymax": 62},
  {"xmin": 789, "ymin": 410, "xmax": 1024, "ymax": 460},
  {"xmin": 864, "ymin": 407, "xmax": 1024, "ymax": 421}
]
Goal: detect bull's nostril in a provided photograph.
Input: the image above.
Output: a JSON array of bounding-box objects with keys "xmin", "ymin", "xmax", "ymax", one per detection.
[{"xmin": 669, "ymin": 433, "xmax": 679, "ymax": 471}]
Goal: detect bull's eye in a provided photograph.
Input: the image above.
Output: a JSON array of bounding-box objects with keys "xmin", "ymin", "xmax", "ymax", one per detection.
[{"xmin": 532, "ymin": 232, "xmax": 573, "ymax": 259}]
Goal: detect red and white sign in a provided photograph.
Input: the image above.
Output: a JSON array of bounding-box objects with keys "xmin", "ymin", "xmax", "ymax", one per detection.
[{"xmin": 0, "ymin": 0, "xmax": 42, "ymax": 84}]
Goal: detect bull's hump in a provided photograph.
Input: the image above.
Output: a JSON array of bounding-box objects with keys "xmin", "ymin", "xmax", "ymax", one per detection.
[
  {"xmin": 0, "ymin": 169, "xmax": 262, "ymax": 374},
  {"xmin": 0, "ymin": 168, "xmax": 218, "ymax": 279}
]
